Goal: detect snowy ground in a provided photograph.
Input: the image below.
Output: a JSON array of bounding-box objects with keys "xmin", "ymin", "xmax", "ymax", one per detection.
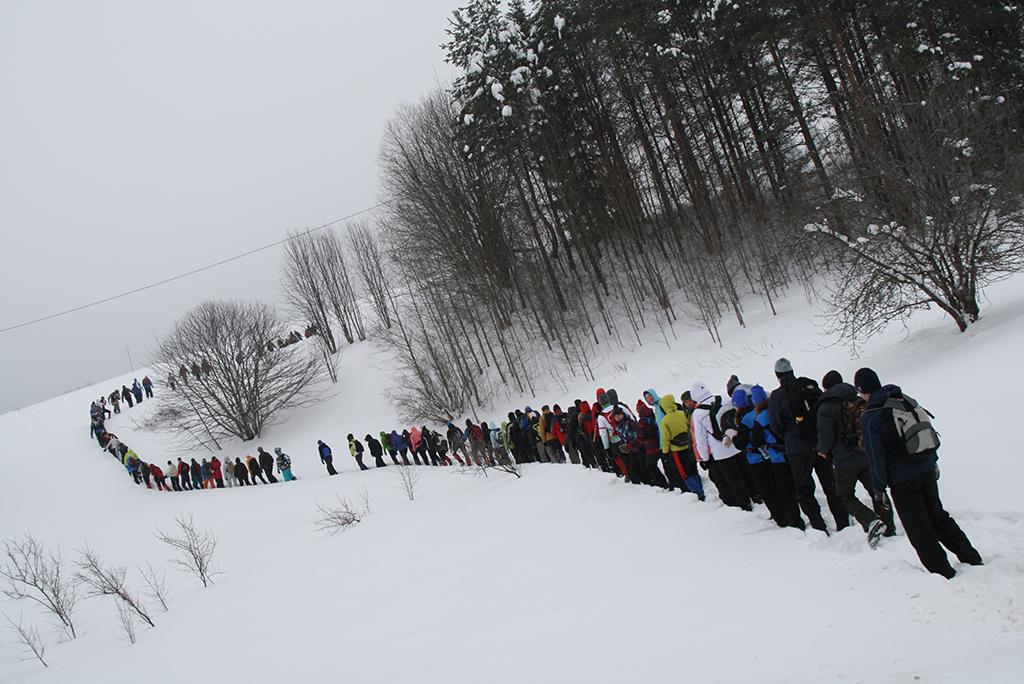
[{"xmin": 1, "ymin": 279, "xmax": 1023, "ymax": 683}]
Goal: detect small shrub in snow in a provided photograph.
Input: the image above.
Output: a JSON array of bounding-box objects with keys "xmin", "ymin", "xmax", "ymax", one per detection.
[
  {"xmin": 4, "ymin": 613, "xmax": 47, "ymax": 667},
  {"xmin": 313, "ymin": 489, "xmax": 371, "ymax": 534},
  {"xmin": 155, "ymin": 515, "xmax": 222, "ymax": 588},
  {"xmin": 0, "ymin": 534, "xmax": 80, "ymax": 640}
]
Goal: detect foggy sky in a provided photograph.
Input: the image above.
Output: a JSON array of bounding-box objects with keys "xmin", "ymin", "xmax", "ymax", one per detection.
[{"xmin": 0, "ymin": 0, "xmax": 459, "ymax": 412}]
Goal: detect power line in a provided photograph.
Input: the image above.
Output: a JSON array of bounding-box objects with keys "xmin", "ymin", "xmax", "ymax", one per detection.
[{"xmin": 0, "ymin": 203, "xmax": 383, "ymax": 335}]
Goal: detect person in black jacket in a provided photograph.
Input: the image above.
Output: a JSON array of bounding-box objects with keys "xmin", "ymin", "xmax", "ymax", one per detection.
[
  {"xmin": 366, "ymin": 434, "xmax": 387, "ymax": 468},
  {"xmin": 816, "ymin": 370, "xmax": 896, "ymax": 544},
  {"xmin": 257, "ymin": 447, "xmax": 278, "ymax": 483},
  {"xmin": 769, "ymin": 358, "xmax": 847, "ymax": 533},
  {"xmin": 318, "ymin": 440, "xmax": 338, "ymax": 475},
  {"xmin": 856, "ymin": 368, "xmax": 982, "ymax": 579},
  {"xmin": 121, "ymin": 385, "xmax": 134, "ymax": 408},
  {"xmin": 234, "ymin": 458, "xmax": 251, "ymax": 485}
]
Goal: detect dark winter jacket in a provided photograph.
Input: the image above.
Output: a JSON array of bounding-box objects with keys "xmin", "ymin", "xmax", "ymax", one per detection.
[
  {"xmin": 142, "ymin": 376, "xmax": 153, "ymax": 389},
  {"xmin": 190, "ymin": 461, "xmax": 202, "ymax": 481},
  {"xmin": 635, "ymin": 402, "xmax": 660, "ymax": 457},
  {"xmin": 769, "ymin": 374, "xmax": 817, "ymax": 455},
  {"xmin": 862, "ymin": 385, "xmax": 938, "ymax": 490},
  {"xmin": 367, "ymin": 437, "xmax": 384, "ymax": 458},
  {"xmin": 258, "ymin": 449, "xmax": 274, "ymax": 471},
  {"xmin": 816, "ymin": 382, "xmax": 869, "ymax": 471},
  {"xmin": 121, "ymin": 387, "xmax": 132, "ymax": 402},
  {"xmin": 318, "ymin": 441, "xmax": 332, "ymax": 461},
  {"xmin": 390, "ymin": 431, "xmax": 406, "ymax": 452},
  {"xmin": 234, "ymin": 461, "xmax": 248, "ymax": 479}
]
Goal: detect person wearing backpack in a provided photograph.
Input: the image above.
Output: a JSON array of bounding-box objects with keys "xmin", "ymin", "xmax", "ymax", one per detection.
[
  {"xmin": 691, "ymin": 381, "xmax": 752, "ymax": 510},
  {"xmin": 348, "ymin": 434, "xmax": 369, "ymax": 471},
  {"xmin": 732, "ymin": 387, "xmax": 787, "ymax": 526},
  {"xmin": 636, "ymin": 400, "xmax": 670, "ymax": 488},
  {"xmin": 817, "ymin": 370, "xmax": 896, "ymax": 547},
  {"xmin": 769, "ymin": 358, "xmax": 847, "ymax": 533},
  {"xmin": 657, "ymin": 394, "xmax": 705, "ymax": 499},
  {"xmin": 855, "ymin": 368, "xmax": 982, "ymax": 578}
]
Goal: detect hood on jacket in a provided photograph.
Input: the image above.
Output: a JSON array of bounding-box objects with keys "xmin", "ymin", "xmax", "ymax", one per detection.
[
  {"xmin": 643, "ymin": 388, "xmax": 661, "ymax": 406},
  {"xmin": 579, "ymin": 400, "xmax": 592, "ymax": 415},
  {"xmin": 867, "ymin": 384, "xmax": 903, "ymax": 408},
  {"xmin": 690, "ymin": 381, "xmax": 713, "ymax": 404},
  {"xmin": 636, "ymin": 400, "xmax": 654, "ymax": 418},
  {"xmin": 659, "ymin": 394, "xmax": 678, "ymax": 414},
  {"xmin": 821, "ymin": 381, "xmax": 859, "ymax": 403}
]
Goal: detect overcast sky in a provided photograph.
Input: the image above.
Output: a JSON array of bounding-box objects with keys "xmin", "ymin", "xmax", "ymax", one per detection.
[{"xmin": 0, "ymin": 0, "xmax": 459, "ymax": 412}]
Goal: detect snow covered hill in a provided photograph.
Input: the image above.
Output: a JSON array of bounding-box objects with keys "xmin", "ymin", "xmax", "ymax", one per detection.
[{"xmin": 2, "ymin": 280, "xmax": 1023, "ymax": 683}]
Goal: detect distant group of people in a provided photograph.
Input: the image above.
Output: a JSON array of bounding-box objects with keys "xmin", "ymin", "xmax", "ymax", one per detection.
[
  {"xmin": 93, "ymin": 376, "xmax": 153, "ymax": 420},
  {"xmin": 340, "ymin": 360, "xmax": 980, "ymax": 580}
]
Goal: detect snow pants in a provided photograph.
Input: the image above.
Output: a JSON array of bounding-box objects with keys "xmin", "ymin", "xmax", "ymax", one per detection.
[
  {"xmin": 281, "ymin": 468, "xmax": 295, "ymax": 482},
  {"xmin": 771, "ymin": 461, "xmax": 804, "ymax": 529},
  {"xmin": 748, "ymin": 460, "xmax": 786, "ymax": 527},
  {"xmin": 565, "ymin": 441, "xmax": 581, "ymax": 465},
  {"xmin": 354, "ymin": 455, "xmax": 369, "ymax": 471},
  {"xmin": 890, "ymin": 470, "xmax": 980, "ymax": 578},
  {"xmin": 170, "ymin": 476, "xmax": 181, "ymax": 492},
  {"xmin": 787, "ymin": 451, "xmax": 847, "ymax": 531},
  {"xmin": 374, "ymin": 455, "xmax": 387, "ymax": 467},
  {"xmin": 324, "ymin": 456, "xmax": 338, "ymax": 475},
  {"xmin": 834, "ymin": 466, "xmax": 895, "ymax": 532},
  {"xmin": 263, "ymin": 466, "xmax": 278, "ymax": 483},
  {"xmin": 710, "ymin": 456, "xmax": 752, "ymax": 511}
]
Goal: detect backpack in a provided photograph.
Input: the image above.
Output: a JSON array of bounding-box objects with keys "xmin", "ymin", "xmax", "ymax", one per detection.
[
  {"xmin": 614, "ymin": 414, "xmax": 638, "ymax": 448},
  {"xmin": 884, "ymin": 394, "xmax": 940, "ymax": 461},
  {"xmin": 697, "ymin": 397, "xmax": 736, "ymax": 442},
  {"xmin": 787, "ymin": 377, "xmax": 823, "ymax": 439},
  {"xmin": 839, "ymin": 397, "xmax": 866, "ymax": 448}
]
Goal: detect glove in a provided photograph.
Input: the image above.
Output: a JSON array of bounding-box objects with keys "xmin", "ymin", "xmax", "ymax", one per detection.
[{"xmin": 698, "ymin": 460, "xmax": 708, "ymax": 471}]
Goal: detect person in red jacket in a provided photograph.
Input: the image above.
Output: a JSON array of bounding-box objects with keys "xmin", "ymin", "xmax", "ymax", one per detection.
[
  {"xmin": 149, "ymin": 463, "xmax": 172, "ymax": 492},
  {"xmin": 636, "ymin": 400, "xmax": 669, "ymax": 488},
  {"xmin": 210, "ymin": 456, "xmax": 224, "ymax": 488}
]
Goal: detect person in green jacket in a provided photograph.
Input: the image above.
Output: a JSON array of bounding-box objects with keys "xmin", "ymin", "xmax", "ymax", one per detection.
[{"xmin": 659, "ymin": 394, "xmax": 705, "ymax": 500}]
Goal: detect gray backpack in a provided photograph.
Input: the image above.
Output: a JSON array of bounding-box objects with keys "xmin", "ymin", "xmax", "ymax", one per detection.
[{"xmin": 883, "ymin": 394, "xmax": 940, "ymax": 460}]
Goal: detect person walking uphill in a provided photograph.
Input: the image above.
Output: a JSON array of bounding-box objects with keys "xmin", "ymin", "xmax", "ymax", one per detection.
[
  {"xmin": 855, "ymin": 368, "xmax": 982, "ymax": 578},
  {"xmin": 366, "ymin": 434, "xmax": 387, "ymax": 468},
  {"xmin": 770, "ymin": 358, "xmax": 847, "ymax": 533},
  {"xmin": 258, "ymin": 447, "xmax": 278, "ymax": 483},
  {"xmin": 274, "ymin": 448, "xmax": 295, "ymax": 481},
  {"xmin": 691, "ymin": 381, "xmax": 751, "ymax": 510},
  {"xmin": 318, "ymin": 440, "xmax": 338, "ymax": 475},
  {"xmin": 247, "ymin": 454, "xmax": 267, "ymax": 484},
  {"xmin": 348, "ymin": 435, "xmax": 369, "ymax": 471},
  {"xmin": 658, "ymin": 394, "xmax": 705, "ymax": 499},
  {"xmin": 816, "ymin": 370, "xmax": 895, "ymax": 546}
]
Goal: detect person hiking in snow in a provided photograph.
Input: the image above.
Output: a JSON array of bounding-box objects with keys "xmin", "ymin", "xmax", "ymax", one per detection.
[
  {"xmin": 189, "ymin": 459, "xmax": 203, "ymax": 490},
  {"xmin": 409, "ymin": 426, "xmax": 424, "ymax": 465},
  {"xmin": 247, "ymin": 454, "xmax": 267, "ymax": 483},
  {"xmin": 445, "ymin": 423, "xmax": 466, "ymax": 465},
  {"xmin": 108, "ymin": 390, "xmax": 121, "ymax": 414},
  {"xmin": 165, "ymin": 461, "xmax": 182, "ymax": 491},
  {"xmin": 770, "ymin": 358, "xmax": 847, "ymax": 533},
  {"xmin": 318, "ymin": 440, "xmax": 338, "ymax": 475},
  {"xmin": 690, "ymin": 381, "xmax": 752, "ymax": 510},
  {"xmin": 636, "ymin": 400, "xmax": 669, "ymax": 488},
  {"xmin": 380, "ymin": 431, "xmax": 400, "ymax": 465},
  {"xmin": 210, "ymin": 455, "xmax": 224, "ymax": 488},
  {"xmin": 126, "ymin": 454, "xmax": 141, "ymax": 484},
  {"xmin": 855, "ymin": 368, "xmax": 982, "ymax": 578},
  {"xmin": 399, "ymin": 430, "xmax": 414, "ymax": 465},
  {"xmin": 732, "ymin": 387, "xmax": 788, "ymax": 526},
  {"xmin": 233, "ymin": 458, "xmax": 251, "ymax": 485},
  {"xmin": 347, "ymin": 435, "xmax": 369, "ymax": 471},
  {"xmin": 201, "ymin": 459, "xmax": 214, "ymax": 489},
  {"xmin": 171, "ymin": 458, "xmax": 187, "ymax": 490},
  {"xmin": 142, "ymin": 375, "xmax": 154, "ymax": 398},
  {"xmin": 179, "ymin": 365, "xmax": 189, "ymax": 384},
  {"xmin": 421, "ymin": 426, "xmax": 438, "ymax": 466},
  {"xmin": 817, "ymin": 370, "xmax": 896, "ymax": 546},
  {"xmin": 366, "ymin": 434, "xmax": 387, "ymax": 468},
  {"xmin": 167, "ymin": 372, "xmax": 177, "ymax": 391},
  {"xmin": 131, "ymin": 379, "xmax": 144, "ymax": 404},
  {"xmin": 657, "ymin": 394, "xmax": 704, "ymax": 498},
  {"xmin": 222, "ymin": 455, "xmax": 236, "ymax": 487},
  {"xmin": 274, "ymin": 448, "xmax": 295, "ymax": 481},
  {"xmin": 258, "ymin": 447, "xmax": 278, "ymax": 483},
  {"xmin": 149, "ymin": 462, "xmax": 172, "ymax": 492},
  {"xmin": 121, "ymin": 385, "xmax": 134, "ymax": 408}
]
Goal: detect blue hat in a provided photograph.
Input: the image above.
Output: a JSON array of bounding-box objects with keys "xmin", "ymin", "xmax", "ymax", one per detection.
[
  {"xmin": 750, "ymin": 385, "xmax": 768, "ymax": 405},
  {"xmin": 731, "ymin": 388, "xmax": 749, "ymax": 409}
]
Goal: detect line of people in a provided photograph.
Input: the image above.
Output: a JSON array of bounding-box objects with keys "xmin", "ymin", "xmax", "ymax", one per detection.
[{"xmin": 90, "ymin": 377, "xmax": 153, "ymax": 428}]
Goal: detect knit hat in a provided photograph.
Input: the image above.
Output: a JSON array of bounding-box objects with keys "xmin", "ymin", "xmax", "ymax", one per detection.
[
  {"xmin": 726, "ymin": 374, "xmax": 741, "ymax": 395},
  {"xmin": 854, "ymin": 368, "xmax": 882, "ymax": 394},
  {"xmin": 274, "ymin": 447, "xmax": 282, "ymax": 455},
  {"xmin": 750, "ymin": 384, "xmax": 768, "ymax": 405},
  {"xmin": 822, "ymin": 370, "xmax": 843, "ymax": 390},
  {"xmin": 690, "ymin": 381, "xmax": 713, "ymax": 404},
  {"xmin": 774, "ymin": 357, "xmax": 793, "ymax": 375},
  {"xmin": 731, "ymin": 387, "xmax": 749, "ymax": 409}
]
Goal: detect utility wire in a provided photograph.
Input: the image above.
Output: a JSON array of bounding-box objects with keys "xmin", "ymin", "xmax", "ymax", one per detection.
[{"xmin": 0, "ymin": 203, "xmax": 383, "ymax": 335}]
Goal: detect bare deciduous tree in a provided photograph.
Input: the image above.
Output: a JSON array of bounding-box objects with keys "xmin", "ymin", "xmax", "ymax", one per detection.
[
  {"xmin": 392, "ymin": 462, "xmax": 420, "ymax": 501},
  {"xmin": 312, "ymin": 489, "xmax": 371, "ymax": 534},
  {"xmin": 347, "ymin": 220, "xmax": 394, "ymax": 330},
  {"xmin": 136, "ymin": 562, "xmax": 170, "ymax": 612},
  {"xmin": 150, "ymin": 299, "xmax": 329, "ymax": 447},
  {"xmin": 4, "ymin": 613, "xmax": 47, "ymax": 667},
  {"xmin": 115, "ymin": 602, "xmax": 137, "ymax": 645},
  {"xmin": 155, "ymin": 516, "xmax": 222, "ymax": 588},
  {"xmin": 74, "ymin": 547, "xmax": 154, "ymax": 627},
  {"xmin": 1, "ymin": 535, "xmax": 80, "ymax": 640}
]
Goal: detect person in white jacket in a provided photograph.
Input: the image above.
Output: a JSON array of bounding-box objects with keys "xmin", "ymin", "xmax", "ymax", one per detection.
[
  {"xmin": 223, "ymin": 459, "xmax": 236, "ymax": 487},
  {"xmin": 690, "ymin": 381, "xmax": 752, "ymax": 511}
]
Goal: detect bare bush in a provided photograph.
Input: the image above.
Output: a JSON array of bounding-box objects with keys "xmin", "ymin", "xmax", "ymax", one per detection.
[
  {"xmin": 150, "ymin": 299, "xmax": 329, "ymax": 447},
  {"xmin": 313, "ymin": 489, "xmax": 371, "ymax": 534},
  {"xmin": 4, "ymin": 613, "xmax": 47, "ymax": 668},
  {"xmin": 155, "ymin": 515, "xmax": 222, "ymax": 588},
  {"xmin": 1, "ymin": 535, "xmax": 80, "ymax": 640},
  {"xmin": 392, "ymin": 463, "xmax": 421, "ymax": 501},
  {"xmin": 74, "ymin": 547, "xmax": 154, "ymax": 627},
  {"xmin": 136, "ymin": 562, "xmax": 170, "ymax": 612},
  {"xmin": 115, "ymin": 602, "xmax": 137, "ymax": 645}
]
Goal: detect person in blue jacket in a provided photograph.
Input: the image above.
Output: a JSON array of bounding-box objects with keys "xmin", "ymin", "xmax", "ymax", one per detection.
[
  {"xmin": 732, "ymin": 387, "xmax": 787, "ymax": 527},
  {"xmin": 856, "ymin": 367, "xmax": 982, "ymax": 579},
  {"xmin": 749, "ymin": 385, "xmax": 805, "ymax": 530},
  {"xmin": 317, "ymin": 440, "xmax": 338, "ymax": 475},
  {"xmin": 391, "ymin": 430, "xmax": 411, "ymax": 465},
  {"xmin": 642, "ymin": 389, "xmax": 666, "ymax": 440}
]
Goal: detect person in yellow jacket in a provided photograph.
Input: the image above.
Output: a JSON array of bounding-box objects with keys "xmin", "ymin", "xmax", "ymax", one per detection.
[{"xmin": 658, "ymin": 394, "xmax": 706, "ymax": 500}]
